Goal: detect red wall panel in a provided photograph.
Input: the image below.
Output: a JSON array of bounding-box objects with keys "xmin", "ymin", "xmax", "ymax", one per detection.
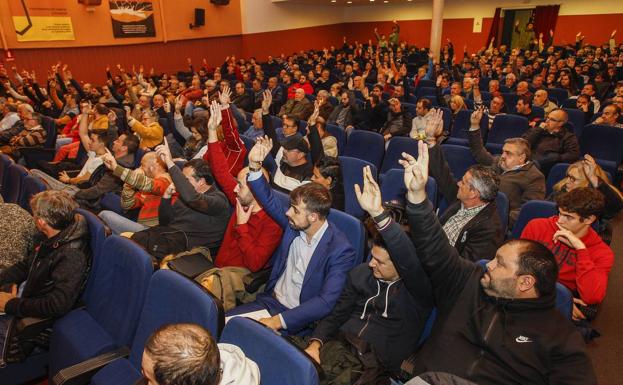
[{"xmin": 5, "ymin": 13, "xmax": 621, "ymax": 85}]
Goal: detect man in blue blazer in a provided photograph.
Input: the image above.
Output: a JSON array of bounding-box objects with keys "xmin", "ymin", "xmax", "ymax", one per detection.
[{"xmin": 226, "ymin": 137, "xmax": 356, "ymax": 335}]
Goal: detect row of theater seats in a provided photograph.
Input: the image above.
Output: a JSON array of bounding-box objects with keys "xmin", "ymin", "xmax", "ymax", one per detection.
[{"xmin": 4, "ymin": 209, "xmax": 323, "ymax": 385}]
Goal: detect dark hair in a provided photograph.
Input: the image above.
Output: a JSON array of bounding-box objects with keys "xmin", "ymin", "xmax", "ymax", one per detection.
[
  {"xmin": 90, "ymin": 130, "xmax": 111, "ymax": 147},
  {"xmin": 30, "ymin": 190, "xmax": 78, "ymax": 230},
  {"xmin": 94, "ymin": 103, "xmax": 110, "ymax": 116},
  {"xmin": 290, "ymin": 183, "xmax": 332, "ymax": 219},
  {"xmin": 145, "ymin": 323, "xmax": 221, "ymax": 385},
  {"xmin": 316, "ymin": 156, "xmax": 341, "ymax": 190},
  {"xmin": 555, "ymin": 187, "xmax": 605, "ymax": 219},
  {"xmin": 184, "ymin": 159, "xmax": 214, "ymax": 185},
  {"xmin": 466, "ymin": 165, "xmax": 500, "ymax": 202},
  {"xmin": 191, "ymin": 116, "xmax": 209, "ymax": 141},
  {"xmin": 416, "ymin": 98, "xmax": 431, "ymax": 110},
  {"xmin": 517, "ymin": 95, "xmax": 532, "ymax": 108},
  {"xmin": 505, "ymin": 239, "xmax": 559, "ymax": 297},
  {"xmin": 121, "ymin": 133, "xmax": 139, "ymax": 154}
]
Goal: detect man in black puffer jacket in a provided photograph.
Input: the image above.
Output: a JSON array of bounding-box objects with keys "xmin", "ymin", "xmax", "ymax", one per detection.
[
  {"xmin": 0, "ymin": 190, "xmax": 91, "ymax": 319},
  {"xmin": 357, "ymin": 142, "xmax": 596, "ymax": 385}
]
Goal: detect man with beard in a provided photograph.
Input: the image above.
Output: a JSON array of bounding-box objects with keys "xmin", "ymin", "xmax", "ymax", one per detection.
[
  {"xmin": 202, "ymin": 102, "xmax": 282, "ymax": 310},
  {"xmin": 358, "ymin": 141, "xmax": 596, "ymax": 385},
  {"xmin": 381, "ymin": 98, "xmax": 412, "ymax": 142},
  {"xmin": 225, "ymin": 136, "xmax": 356, "ymax": 335},
  {"xmin": 467, "ymin": 108, "xmax": 545, "ymax": 227}
]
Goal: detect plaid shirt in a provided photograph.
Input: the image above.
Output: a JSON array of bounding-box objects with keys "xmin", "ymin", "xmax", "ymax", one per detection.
[{"xmin": 442, "ymin": 203, "xmax": 488, "ymax": 246}]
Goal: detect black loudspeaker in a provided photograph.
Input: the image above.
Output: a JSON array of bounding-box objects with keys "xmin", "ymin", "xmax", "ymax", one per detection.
[
  {"xmin": 190, "ymin": 8, "xmax": 205, "ymax": 29},
  {"xmin": 194, "ymin": 8, "xmax": 205, "ymax": 26},
  {"xmin": 210, "ymin": 0, "xmax": 230, "ymax": 5}
]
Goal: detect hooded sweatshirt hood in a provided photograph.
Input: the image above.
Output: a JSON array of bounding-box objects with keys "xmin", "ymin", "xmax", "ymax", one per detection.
[{"xmin": 218, "ymin": 343, "xmax": 260, "ymax": 385}]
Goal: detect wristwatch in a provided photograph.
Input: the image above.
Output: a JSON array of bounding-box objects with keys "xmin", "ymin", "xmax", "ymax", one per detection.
[{"xmin": 248, "ymin": 162, "xmax": 262, "ymax": 172}]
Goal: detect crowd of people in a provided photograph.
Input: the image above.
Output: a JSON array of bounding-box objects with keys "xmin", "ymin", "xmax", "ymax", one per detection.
[{"xmin": 0, "ymin": 20, "xmax": 622, "ymax": 385}]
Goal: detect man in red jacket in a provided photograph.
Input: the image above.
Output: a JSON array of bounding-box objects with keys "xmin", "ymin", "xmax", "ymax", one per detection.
[
  {"xmin": 205, "ymin": 100, "xmax": 282, "ymax": 310},
  {"xmin": 521, "ymin": 188, "xmax": 614, "ymax": 321}
]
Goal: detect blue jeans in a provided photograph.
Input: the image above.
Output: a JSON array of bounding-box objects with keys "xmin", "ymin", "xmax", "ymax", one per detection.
[{"xmin": 98, "ymin": 210, "xmax": 147, "ymax": 235}]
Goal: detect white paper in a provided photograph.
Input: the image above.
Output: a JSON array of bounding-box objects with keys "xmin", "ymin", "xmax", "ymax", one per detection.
[{"xmin": 225, "ymin": 309, "xmax": 272, "ymax": 324}]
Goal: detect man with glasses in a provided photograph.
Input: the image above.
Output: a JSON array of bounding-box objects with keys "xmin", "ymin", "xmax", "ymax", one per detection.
[
  {"xmin": 126, "ymin": 108, "xmax": 164, "ymax": 150},
  {"xmin": 466, "ymin": 108, "xmax": 545, "ymax": 227},
  {"xmin": 523, "ymin": 109, "xmax": 580, "ymax": 175}
]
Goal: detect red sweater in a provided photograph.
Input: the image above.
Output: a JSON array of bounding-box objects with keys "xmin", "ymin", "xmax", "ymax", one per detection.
[
  {"xmin": 521, "ymin": 216, "xmax": 614, "ymax": 304},
  {"xmin": 207, "ymin": 127, "xmax": 282, "ymax": 272},
  {"xmin": 203, "ymin": 106, "xmax": 246, "ymax": 178},
  {"xmin": 287, "ymin": 82, "xmax": 314, "ymax": 99}
]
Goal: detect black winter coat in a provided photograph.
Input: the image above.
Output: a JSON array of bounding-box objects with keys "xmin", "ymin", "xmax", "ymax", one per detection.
[
  {"xmin": 379, "ymin": 200, "xmax": 596, "ymax": 385},
  {"xmin": 0, "ymin": 214, "xmax": 91, "ymax": 319}
]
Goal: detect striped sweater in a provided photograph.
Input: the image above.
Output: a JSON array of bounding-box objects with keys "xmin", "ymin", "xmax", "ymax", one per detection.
[{"xmin": 113, "ymin": 166, "xmax": 171, "ymax": 227}]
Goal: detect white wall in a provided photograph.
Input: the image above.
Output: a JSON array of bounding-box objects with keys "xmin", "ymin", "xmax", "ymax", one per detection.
[
  {"xmin": 344, "ymin": 0, "xmax": 623, "ymax": 21},
  {"xmin": 241, "ymin": 0, "xmax": 345, "ymax": 34},
  {"xmin": 241, "ymin": 0, "xmax": 623, "ymax": 34}
]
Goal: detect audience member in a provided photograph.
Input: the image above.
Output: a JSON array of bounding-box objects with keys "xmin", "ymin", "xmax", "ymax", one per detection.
[
  {"xmin": 0, "ymin": 195, "xmax": 37, "ymax": 269},
  {"xmin": 141, "ymin": 323, "xmax": 259, "ymax": 385},
  {"xmin": 467, "ymin": 109, "xmax": 545, "ymax": 225}
]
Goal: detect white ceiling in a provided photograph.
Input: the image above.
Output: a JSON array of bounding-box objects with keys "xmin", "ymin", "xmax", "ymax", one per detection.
[{"xmin": 272, "ymin": 0, "xmax": 424, "ymax": 4}]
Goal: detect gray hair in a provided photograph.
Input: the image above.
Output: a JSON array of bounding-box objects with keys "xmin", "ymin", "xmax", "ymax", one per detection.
[
  {"xmin": 466, "ymin": 165, "xmax": 500, "ymax": 202},
  {"xmin": 504, "ymin": 137, "xmax": 531, "ymax": 161}
]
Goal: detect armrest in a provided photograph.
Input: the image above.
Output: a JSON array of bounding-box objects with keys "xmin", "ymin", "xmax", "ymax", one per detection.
[
  {"xmin": 51, "ymin": 346, "xmax": 131, "ymax": 385},
  {"xmin": 15, "ymin": 317, "xmax": 55, "ymax": 340},
  {"xmin": 242, "ymin": 268, "xmax": 272, "ymax": 294}
]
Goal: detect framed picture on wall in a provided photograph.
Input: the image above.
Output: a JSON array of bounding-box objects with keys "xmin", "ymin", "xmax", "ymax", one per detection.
[{"xmin": 109, "ymin": 0, "xmax": 156, "ymax": 38}]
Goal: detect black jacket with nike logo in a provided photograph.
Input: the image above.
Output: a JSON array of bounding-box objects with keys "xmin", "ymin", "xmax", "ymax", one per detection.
[{"xmin": 378, "ymin": 199, "xmax": 596, "ymax": 385}]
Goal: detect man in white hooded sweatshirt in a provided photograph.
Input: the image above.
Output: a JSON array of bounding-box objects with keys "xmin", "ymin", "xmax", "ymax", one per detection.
[{"xmin": 140, "ymin": 323, "xmax": 259, "ymax": 385}]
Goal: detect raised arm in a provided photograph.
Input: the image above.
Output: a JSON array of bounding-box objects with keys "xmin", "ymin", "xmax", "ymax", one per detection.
[
  {"xmin": 467, "ymin": 109, "xmax": 496, "ymax": 166},
  {"xmin": 206, "ymin": 100, "xmax": 238, "ymax": 205}
]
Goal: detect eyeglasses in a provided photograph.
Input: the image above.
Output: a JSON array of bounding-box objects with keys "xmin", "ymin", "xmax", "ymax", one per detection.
[{"xmin": 545, "ymin": 116, "xmax": 563, "ymax": 123}]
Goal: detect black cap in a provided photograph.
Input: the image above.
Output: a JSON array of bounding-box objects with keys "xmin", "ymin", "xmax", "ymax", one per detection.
[{"xmin": 281, "ymin": 135, "xmax": 309, "ymax": 153}]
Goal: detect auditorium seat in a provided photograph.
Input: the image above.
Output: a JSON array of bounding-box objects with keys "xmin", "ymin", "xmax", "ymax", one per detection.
[
  {"xmin": 3, "ymin": 163, "xmax": 28, "ymax": 204},
  {"xmin": 220, "ymin": 317, "xmax": 320, "ymax": 385},
  {"xmin": 19, "ymin": 174, "xmax": 47, "ymax": 213},
  {"xmin": 486, "ymin": 114, "xmax": 529, "ymax": 154},
  {"xmin": 343, "ymin": 130, "xmax": 385, "ymax": 170},
  {"xmin": 48, "ymin": 235, "xmax": 153, "ymax": 380},
  {"xmin": 326, "ymin": 123, "xmax": 346, "ymax": 155},
  {"xmin": 381, "ymin": 137, "xmax": 418, "ymax": 175},
  {"xmin": 339, "ymin": 156, "xmax": 377, "ymax": 219},
  {"xmin": 86, "ymin": 270, "xmax": 224, "ymax": 385},
  {"xmin": 510, "ymin": 200, "xmax": 558, "ymax": 239},
  {"xmin": 440, "ymin": 143, "xmax": 476, "ymax": 179},
  {"xmin": 380, "ymin": 169, "xmax": 438, "ymax": 210}
]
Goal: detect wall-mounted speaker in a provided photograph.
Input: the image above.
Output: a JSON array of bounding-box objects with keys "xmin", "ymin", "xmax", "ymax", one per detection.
[
  {"xmin": 210, "ymin": 0, "xmax": 230, "ymax": 5},
  {"xmin": 190, "ymin": 8, "xmax": 205, "ymax": 29}
]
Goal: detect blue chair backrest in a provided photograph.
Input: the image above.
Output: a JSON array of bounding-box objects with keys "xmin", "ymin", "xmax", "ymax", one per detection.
[
  {"xmin": 510, "ymin": 200, "xmax": 558, "ymax": 239},
  {"xmin": 132, "ymin": 148, "xmax": 146, "ymax": 169},
  {"xmin": 488, "ymin": 114, "xmax": 529, "ymax": 144},
  {"xmin": 564, "ymin": 108, "xmax": 585, "ymax": 138},
  {"xmin": 496, "ymin": 191, "xmax": 509, "ymax": 236},
  {"xmin": 343, "ymin": 130, "xmax": 385, "ymax": 170},
  {"xmin": 381, "ymin": 137, "xmax": 418, "ymax": 175},
  {"xmin": 501, "ymin": 93, "xmax": 519, "ymax": 109},
  {"xmin": 417, "ymin": 80, "xmax": 435, "ymax": 89},
  {"xmin": 417, "ymin": 87, "xmax": 437, "ymax": 98},
  {"xmin": 75, "ymin": 208, "xmax": 108, "ymax": 302},
  {"xmin": 402, "ymin": 102, "xmax": 416, "ymax": 117},
  {"xmin": 3, "ymin": 163, "xmax": 28, "ymax": 203},
  {"xmin": 448, "ymin": 110, "xmax": 474, "ymax": 141},
  {"xmin": 579, "ymin": 124, "xmax": 623, "ymax": 164},
  {"xmin": 100, "ymin": 192, "xmax": 123, "ymax": 214},
  {"xmin": 532, "ymin": 106, "xmax": 545, "ymax": 119},
  {"xmin": 440, "ymin": 144, "xmax": 476, "ymax": 179},
  {"xmin": 326, "ymin": 124, "xmax": 346, "ymax": 155},
  {"xmin": 128, "ymin": 270, "xmax": 223, "ymax": 367},
  {"xmin": 328, "ymin": 208, "xmax": 366, "ymax": 266},
  {"xmin": 380, "ymin": 169, "xmax": 438, "ymax": 209},
  {"xmin": 439, "ymin": 107, "xmax": 452, "ymax": 133},
  {"xmin": 339, "ymin": 156, "xmax": 377, "ymax": 219},
  {"xmin": 478, "ymin": 259, "xmax": 573, "ymax": 319},
  {"xmin": 417, "ymin": 308, "xmax": 437, "ymax": 347},
  {"xmin": 85, "ymin": 235, "xmax": 153, "ymax": 348},
  {"xmin": 19, "ymin": 175, "xmax": 47, "ymax": 213},
  {"xmin": 220, "ymin": 317, "xmax": 320, "ymax": 385},
  {"xmin": 0, "ymin": 154, "xmax": 12, "ymax": 198},
  {"xmin": 546, "ymin": 163, "xmax": 569, "ymax": 196},
  {"xmin": 241, "ymin": 135, "xmax": 255, "ymax": 152},
  {"xmin": 547, "ymin": 88, "xmax": 569, "ymax": 105},
  {"xmin": 41, "ymin": 115, "xmax": 58, "ymax": 149},
  {"xmin": 560, "ymin": 98, "xmax": 577, "ymax": 109}
]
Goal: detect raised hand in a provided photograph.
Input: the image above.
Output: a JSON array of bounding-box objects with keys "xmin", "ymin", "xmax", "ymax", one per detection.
[
  {"xmin": 163, "ymin": 183, "xmax": 176, "ymax": 199},
  {"xmin": 398, "ymin": 141, "xmax": 429, "ymax": 204},
  {"xmin": 155, "ymin": 137, "xmax": 174, "ymax": 168},
  {"xmin": 354, "ymin": 165, "xmax": 383, "ymax": 217},
  {"xmin": 424, "ymin": 108, "xmax": 444, "ymax": 140},
  {"xmin": 101, "ymin": 149, "xmax": 118, "ymax": 170},
  {"xmin": 219, "ymin": 84, "xmax": 232, "ymax": 105},
  {"xmin": 582, "ymin": 154, "xmax": 599, "ymax": 187},
  {"xmin": 261, "ymin": 89, "xmax": 272, "ymax": 113},
  {"xmin": 470, "ymin": 107, "xmax": 484, "ymax": 127},
  {"xmin": 248, "ymin": 136, "xmax": 272, "ymax": 165},
  {"xmin": 207, "ymin": 100, "xmax": 222, "ymax": 132}
]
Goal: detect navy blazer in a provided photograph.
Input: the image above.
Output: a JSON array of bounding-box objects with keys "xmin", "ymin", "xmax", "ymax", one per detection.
[{"xmin": 249, "ymin": 175, "xmax": 356, "ymax": 333}]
